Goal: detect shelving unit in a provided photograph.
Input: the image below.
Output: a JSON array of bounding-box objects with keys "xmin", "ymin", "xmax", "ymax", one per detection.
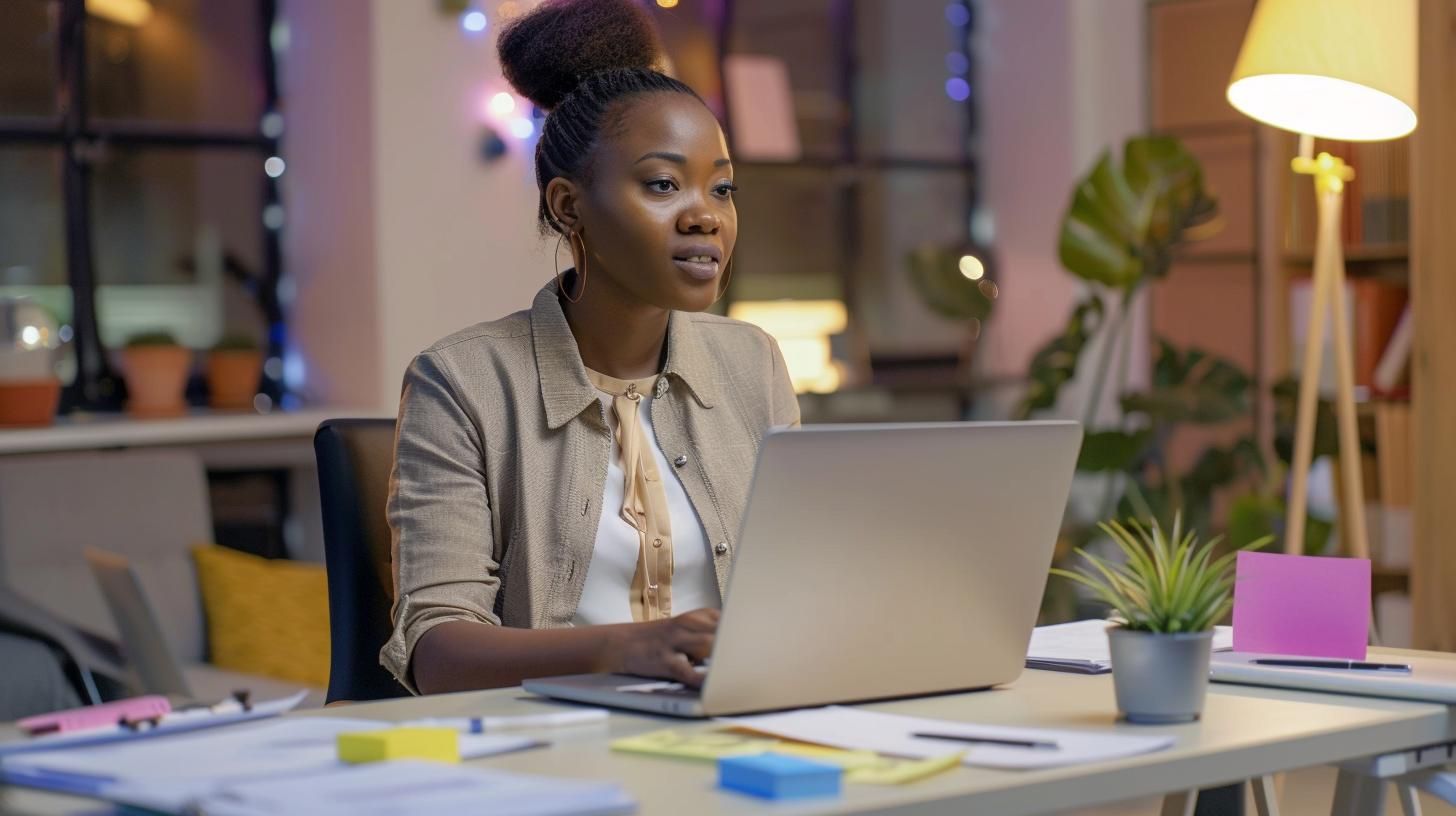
[{"xmin": 1150, "ymin": 0, "xmax": 1456, "ymax": 650}]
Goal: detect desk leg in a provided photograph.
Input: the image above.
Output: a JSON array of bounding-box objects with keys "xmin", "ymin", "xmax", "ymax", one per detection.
[
  {"xmin": 1398, "ymin": 783, "xmax": 1423, "ymax": 816},
  {"xmin": 1331, "ymin": 769, "xmax": 1386, "ymax": 816},
  {"xmin": 1162, "ymin": 791, "xmax": 1198, "ymax": 816},
  {"xmin": 1252, "ymin": 775, "xmax": 1281, "ymax": 816}
]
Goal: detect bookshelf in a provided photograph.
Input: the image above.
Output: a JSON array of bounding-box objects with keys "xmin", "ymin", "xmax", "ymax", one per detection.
[{"xmin": 1150, "ymin": 0, "xmax": 1456, "ymax": 650}]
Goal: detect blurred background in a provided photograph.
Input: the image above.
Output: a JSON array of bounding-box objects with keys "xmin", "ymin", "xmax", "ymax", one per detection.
[{"xmin": 1, "ymin": 0, "xmax": 1453, "ymax": 736}]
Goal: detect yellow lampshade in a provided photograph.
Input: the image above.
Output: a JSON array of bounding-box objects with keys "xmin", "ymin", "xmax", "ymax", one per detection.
[{"xmin": 1226, "ymin": 0, "xmax": 1416, "ymax": 141}]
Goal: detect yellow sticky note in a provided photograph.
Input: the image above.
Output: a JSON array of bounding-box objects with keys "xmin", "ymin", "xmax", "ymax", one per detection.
[
  {"xmin": 844, "ymin": 752, "xmax": 964, "ymax": 785},
  {"xmin": 770, "ymin": 742, "xmax": 883, "ymax": 769},
  {"xmin": 337, "ymin": 727, "xmax": 460, "ymax": 764},
  {"xmin": 610, "ymin": 729, "xmax": 778, "ymax": 761}
]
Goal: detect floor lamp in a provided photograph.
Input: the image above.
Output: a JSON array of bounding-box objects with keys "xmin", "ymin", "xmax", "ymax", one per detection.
[{"xmin": 1226, "ymin": 0, "xmax": 1418, "ymax": 559}]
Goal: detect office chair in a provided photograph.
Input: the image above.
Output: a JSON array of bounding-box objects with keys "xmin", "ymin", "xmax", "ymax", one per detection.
[{"xmin": 314, "ymin": 418, "xmax": 409, "ymax": 703}]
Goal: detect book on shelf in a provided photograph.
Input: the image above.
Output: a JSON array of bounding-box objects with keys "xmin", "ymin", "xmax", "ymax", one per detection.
[
  {"xmin": 1288, "ymin": 278, "xmax": 1408, "ymax": 396},
  {"xmin": 1373, "ymin": 304, "xmax": 1414, "ymax": 397}
]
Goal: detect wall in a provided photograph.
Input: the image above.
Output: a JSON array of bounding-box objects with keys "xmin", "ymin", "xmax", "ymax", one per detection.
[
  {"xmin": 974, "ymin": 0, "xmax": 1147, "ymax": 425},
  {"xmin": 284, "ymin": 1, "xmax": 545, "ymax": 412}
]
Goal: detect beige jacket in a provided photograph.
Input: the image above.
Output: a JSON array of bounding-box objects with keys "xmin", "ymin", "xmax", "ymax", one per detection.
[{"xmin": 382, "ymin": 283, "xmax": 800, "ymax": 692}]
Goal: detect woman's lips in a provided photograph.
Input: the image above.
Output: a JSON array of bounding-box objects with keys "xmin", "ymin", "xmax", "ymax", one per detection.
[{"xmin": 673, "ymin": 256, "xmax": 720, "ymax": 280}]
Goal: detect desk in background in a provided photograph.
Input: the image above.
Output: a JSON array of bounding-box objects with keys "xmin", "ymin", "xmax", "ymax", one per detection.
[{"xmin": 0, "ymin": 410, "xmax": 383, "ymax": 562}]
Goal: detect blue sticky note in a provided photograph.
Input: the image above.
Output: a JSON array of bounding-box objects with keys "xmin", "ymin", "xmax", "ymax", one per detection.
[{"xmin": 717, "ymin": 753, "xmax": 842, "ymax": 800}]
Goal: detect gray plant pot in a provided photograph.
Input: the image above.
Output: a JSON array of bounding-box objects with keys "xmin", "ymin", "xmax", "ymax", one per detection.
[{"xmin": 1107, "ymin": 626, "xmax": 1214, "ymax": 724}]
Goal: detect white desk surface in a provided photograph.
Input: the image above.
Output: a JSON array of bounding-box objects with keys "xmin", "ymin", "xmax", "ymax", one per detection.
[
  {"xmin": 3, "ymin": 650, "xmax": 1454, "ymax": 816},
  {"xmin": 0, "ymin": 409, "xmax": 384, "ymax": 456}
]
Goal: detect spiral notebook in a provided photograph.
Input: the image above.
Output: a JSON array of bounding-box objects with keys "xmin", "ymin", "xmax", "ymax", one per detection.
[{"xmin": 1027, "ymin": 619, "xmax": 1234, "ymax": 675}]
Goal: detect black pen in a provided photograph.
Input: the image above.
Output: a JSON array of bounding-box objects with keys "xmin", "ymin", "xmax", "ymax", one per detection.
[
  {"xmin": 1252, "ymin": 659, "xmax": 1412, "ymax": 673},
  {"xmin": 912, "ymin": 732, "xmax": 1059, "ymax": 750}
]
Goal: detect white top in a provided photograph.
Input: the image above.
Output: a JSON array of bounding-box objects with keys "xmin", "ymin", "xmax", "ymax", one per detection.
[{"xmin": 572, "ymin": 391, "xmax": 720, "ymax": 626}]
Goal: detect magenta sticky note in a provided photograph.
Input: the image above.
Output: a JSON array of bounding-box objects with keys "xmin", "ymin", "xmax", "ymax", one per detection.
[{"xmin": 1232, "ymin": 551, "xmax": 1370, "ymax": 660}]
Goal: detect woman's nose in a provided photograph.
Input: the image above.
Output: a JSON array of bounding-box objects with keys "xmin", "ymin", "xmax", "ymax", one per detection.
[{"xmin": 677, "ymin": 206, "xmax": 721, "ymax": 234}]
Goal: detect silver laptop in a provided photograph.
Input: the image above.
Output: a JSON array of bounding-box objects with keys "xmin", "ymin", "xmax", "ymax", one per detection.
[
  {"xmin": 84, "ymin": 547, "xmax": 195, "ymax": 698},
  {"xmin": 524, "ymin": 420, "xmax": 1082, "ymax": 717}
]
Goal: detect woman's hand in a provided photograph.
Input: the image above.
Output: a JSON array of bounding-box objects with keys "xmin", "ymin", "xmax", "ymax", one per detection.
[{"xmin": 608, "ymin": 608, "xmax": 720, "ymax": 687}]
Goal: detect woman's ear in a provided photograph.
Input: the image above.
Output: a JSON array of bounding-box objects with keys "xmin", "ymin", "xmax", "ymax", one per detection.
[{"xmin": 545, "ymin": 177, "xmax": 583, "ymax": 233}]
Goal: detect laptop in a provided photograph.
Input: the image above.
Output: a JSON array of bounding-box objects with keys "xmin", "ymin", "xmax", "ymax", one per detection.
[
  {"xmin": 524, "ymin": 420, "xmax": 1083, "ymax": 717},
  {"xmin": 84, "ymin": 547, "xmax": 195, "ymax": 698}
]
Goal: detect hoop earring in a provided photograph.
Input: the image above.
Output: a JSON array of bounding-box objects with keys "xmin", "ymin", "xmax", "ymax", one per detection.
[
  {"xmin": 553, "ymin": 230, "xmax": 587, "ymax": 304},
  {"xmin": 716, "ymin": 257, "xmax": 734, "ymax": 301}
]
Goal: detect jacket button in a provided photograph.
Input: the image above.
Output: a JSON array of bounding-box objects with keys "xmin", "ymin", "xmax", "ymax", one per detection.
[
  {"xmin": 655, "ymin": 378, "xmax": 669, "ymax": 398},
  {"xmin": 715, "ymin": 542, "xmax": 729, "ymax": 556},
  {"xmin": 673, "ymin": 454, "xmax": 688, "ymax": 468}
]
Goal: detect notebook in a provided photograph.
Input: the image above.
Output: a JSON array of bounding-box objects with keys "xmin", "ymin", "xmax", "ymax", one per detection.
[{"xmin": 1027, "ymin": 619, "xmax": 1234, "ymax": 674}]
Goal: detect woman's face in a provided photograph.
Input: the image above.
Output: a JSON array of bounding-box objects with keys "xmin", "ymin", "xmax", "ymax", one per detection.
[{"xmin": 560, "ymin": 93, "xmax": 737, "ymax": 314}]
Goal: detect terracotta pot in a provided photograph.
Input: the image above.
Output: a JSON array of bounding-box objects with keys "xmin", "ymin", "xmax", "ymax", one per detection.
[
  {"xmin": 206, "ymin": 349, "xmax": 263, "ymax": 410},
  {"xmin": 0, "ymin": 378, "xmax": 61, "ymax": 427},
  {"xmin": 122, "ymin": 345, "xmax": 192, "ymax": 418}
]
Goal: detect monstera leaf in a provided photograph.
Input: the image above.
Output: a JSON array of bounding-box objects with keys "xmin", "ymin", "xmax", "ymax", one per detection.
[
  {"xmin": 1058, "ymin": 137, "xmax": 1219, "ymax": 291},
  {"xmin": 906, "ymin": 244, "xmax": 998, "ymax": 322},
  {"xmin": 1120, "ymin": 340, "xmax": 1252, "ymax": 426}
]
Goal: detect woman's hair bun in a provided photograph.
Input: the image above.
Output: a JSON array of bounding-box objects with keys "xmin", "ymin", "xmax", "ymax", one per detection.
[{"xmin": 497, "ymin": 0, "xmax": 665, "ymax": 112}]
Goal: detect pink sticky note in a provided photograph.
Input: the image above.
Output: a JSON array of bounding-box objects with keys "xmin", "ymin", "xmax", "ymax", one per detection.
[{"xmin": 1232, "ymin": 551, "xmax": 1370, "ymax": 660}]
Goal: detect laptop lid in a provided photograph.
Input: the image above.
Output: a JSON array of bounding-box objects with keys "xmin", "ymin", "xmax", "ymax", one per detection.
[
  {"xmin": 697, "ymin": 420, "xmax": 1082, "ymax": 716},
  {"xmin": 84, "ymin": 548, "xmax": 194, "ymax": 698}
]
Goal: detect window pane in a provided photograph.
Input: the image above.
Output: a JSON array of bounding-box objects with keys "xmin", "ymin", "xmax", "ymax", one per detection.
[
  {"xmin": 0, "ymin": 0, "xmax": 57, "ymax": 117},
  {"xmin": 729, "ymin": 0, "xmax": 846, "ymax": 160},
  {"xmin": 91, "ymin": 148, "xmax": 264, "ymax": 349},
  {"xmin": 856, "ymin": 0, "xmax": 969, "ymax": 162},
  {"xmin": 854, "ymin": 168, "xmax": 972, "ymax": 357},
  {"xmin": 0, "ymin": 148, "xmax": 66, "ymax": 287},
  {"xmin": 87, "ymin": 0, "xmax": 263, "ymax": 130}
]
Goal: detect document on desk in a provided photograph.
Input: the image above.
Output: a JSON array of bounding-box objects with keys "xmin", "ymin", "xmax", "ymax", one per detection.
[
  {"xmin": 0, "ymin": 717, "xmax": 545, "ymax": 813},
  {"xmin": 133, "ymin": 760, "xmax": 637, "ymax": 816},
  {"xmin": 1027, "ymin": 619, "xmax": 1233, "ymax": 674},
  {"xmin": 719, "ymin": 707, "xmax": 1174, "ymax": 770}
]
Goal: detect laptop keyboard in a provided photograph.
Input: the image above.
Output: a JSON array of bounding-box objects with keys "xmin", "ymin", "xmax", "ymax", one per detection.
[{"xmin": 615, "ymin": 681, "xmax": 702, "ymax": 699}]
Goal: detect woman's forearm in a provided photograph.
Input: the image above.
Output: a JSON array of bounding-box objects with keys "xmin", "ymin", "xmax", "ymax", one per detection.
[{"xmin": 411, "ymin": 619, "xmax": 623, "ymax": 695}]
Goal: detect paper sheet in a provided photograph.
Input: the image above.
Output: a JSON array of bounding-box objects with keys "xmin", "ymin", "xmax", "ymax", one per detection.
[
  {"xmin": 1027, "ymin": 620, "xmax": 1233, "ymax": 674},
  {"xmin": 719, "ymin": 706, "xmax": 1174, "ymax": 770},
  {"xmin": 131, "ymin": 760, "xmax": 635, "ymax": 816},
  {"xmin": 1, "ymin": 717, "xmax": 539, "ymax": 812}
]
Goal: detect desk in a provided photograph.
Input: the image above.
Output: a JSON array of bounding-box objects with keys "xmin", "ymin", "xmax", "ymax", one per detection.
[
  {"xmin": 3, "ymin": 666, "xmax": 1454, "ymax": 816},
  {"xmin": 0, "ymin": 409, "xmax": 383, "ymax": 562}
]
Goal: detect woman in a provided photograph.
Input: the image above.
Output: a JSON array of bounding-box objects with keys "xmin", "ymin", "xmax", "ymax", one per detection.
[{"xmin": 382, "ymin": 0, "xmax": 798, "ymax": 696}]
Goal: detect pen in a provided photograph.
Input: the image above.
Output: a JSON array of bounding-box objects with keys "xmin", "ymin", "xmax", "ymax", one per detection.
[
  {"xmin": 406, "ymin": 709, "xmax": 609, "ymax": 734},
  {"xmin": 1252, "ymin": 659, "xmax": 1412, "ymax": 673},
  {"xmin": 912, "ymin": 732, "xmax": 1059, "ymax": 750}
]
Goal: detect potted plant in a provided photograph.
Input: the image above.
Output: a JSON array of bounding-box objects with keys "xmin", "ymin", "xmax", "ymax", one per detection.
[
  {"xmin": 121, "ymin": 331, "xmax": 191, "ymax": 418},
  {"xmin": 1052, "ymin": 516, "xmax": 1268, "ymax": 723},
  {"xmin": 207, "ymin": 334, "xmax": 263, "ymax": 411}
]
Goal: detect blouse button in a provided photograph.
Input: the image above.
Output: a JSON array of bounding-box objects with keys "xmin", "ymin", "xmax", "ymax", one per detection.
[
  {"xmin": 653, "ymin": 538, "xmax": 663, "ymax": 549},
  {"xmin": 714, "ymin": 542, "xmax": 729, "ymax": 556},
  {"xmin": 673, "ymin": 454, "xmax": 688, "ymax": 468}
]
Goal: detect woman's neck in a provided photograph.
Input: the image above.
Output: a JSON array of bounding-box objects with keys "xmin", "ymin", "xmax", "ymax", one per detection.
[{"xmin": 562, "ymin": 275, "xmax": 670, "ymax": 381}]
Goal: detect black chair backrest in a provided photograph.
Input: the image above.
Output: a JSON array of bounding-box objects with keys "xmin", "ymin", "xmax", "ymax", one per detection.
[{"xmin": 314, "ymin": 418, "xmax": 408, "ymax": 702}]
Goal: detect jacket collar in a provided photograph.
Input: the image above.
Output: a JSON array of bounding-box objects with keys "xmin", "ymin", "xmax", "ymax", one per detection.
[{"xmin": 530, "ymin": 282, "xmax": 720, "ymax": 430}]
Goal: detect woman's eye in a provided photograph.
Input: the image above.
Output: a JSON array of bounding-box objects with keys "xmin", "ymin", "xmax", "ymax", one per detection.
[
  {"xmin": 714, "ymin": 183, "xmax": 739, "ymax": 197},
  {"xmin": 646, "ymin": 179, "xmax": 677, "ymax": 193}
]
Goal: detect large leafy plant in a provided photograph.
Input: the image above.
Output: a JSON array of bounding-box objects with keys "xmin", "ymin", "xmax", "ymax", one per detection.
[
  {"xmin": 1053, "ymin": 516, "xmax": 1269, "ymax": 633},
  {"xmin": 1019, "ymin": 136, "xmax": 1267, "ymax": 537}
]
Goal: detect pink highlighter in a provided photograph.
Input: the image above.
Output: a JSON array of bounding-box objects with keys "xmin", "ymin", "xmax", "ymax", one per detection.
[{"xmin": 17, "ymin": 695, "xmax": 172, "ymax": 736}]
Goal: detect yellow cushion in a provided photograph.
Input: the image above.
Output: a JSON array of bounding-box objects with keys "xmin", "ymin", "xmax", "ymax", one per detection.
[{"xmin": 192, "ymin": 545, "xmax": 330, "ymax": 688}]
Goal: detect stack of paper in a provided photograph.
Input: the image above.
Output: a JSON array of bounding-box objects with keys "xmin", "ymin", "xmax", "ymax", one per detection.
[
  {"xmin": 1027, "ymin": 619, "xmax": 1233, "ymax": 674},
  {"xmin": 0, "ymin": 717, "xmax": 622, "ymax": 815},
  {"xmin": 720, "ymin": 706, "xmax": 1174, "ymax": 770}
]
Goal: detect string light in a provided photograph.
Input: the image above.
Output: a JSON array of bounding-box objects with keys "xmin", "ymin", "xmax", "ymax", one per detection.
[
  {"xmin": 509, "ymin": 117, "xmax": 535, "ymax": 139},
  {"xmin": 263, "ymin": 156, "xmax": 286, "ymax": 178},
  {"xmin": 945, "ymin": 77, "xmax": 970, "ymax": 102},
  {"xmin": 958, "ymin": 255, "xmax": 985, "ymax": 281},
  {"xmin": 656, "ymin": 0, "xmax": 679, "ymax": 7},
  {"xmin": 461, "ymin": 9, "xmax": 488, "ymax": 32},
  {"xmin": 489, "ymin": 92, "xmax": 516, "ymax": 116}
]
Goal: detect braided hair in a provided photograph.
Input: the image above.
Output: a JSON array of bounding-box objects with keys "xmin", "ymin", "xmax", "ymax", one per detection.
[{"xmin": 497, "ymin": 0, "xmax": 706, "ymax": 235}]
